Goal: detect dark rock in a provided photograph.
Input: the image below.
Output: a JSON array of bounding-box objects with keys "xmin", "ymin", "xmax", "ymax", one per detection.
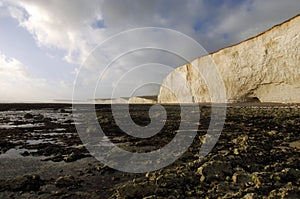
[
  {"xmin": 41, "ymin": 144, "xmax": 63, "ymax": 156},
  {"xmin": 0, "ymin": 180, "xmax": 6, "ymax": 191},
  {"xmin": 0, "ymin": 140, "xmax": 15, "ymax": 153},
  {"xmin": 243, "ymin": 193, "xmax": 258, "ymax": 199},
  {"xmin": 34, "ymin": 114, "xmax": 44, "ymax": 120},
  {"xmin": 251, "ymin": 172, "xmax": 271, "ymax": 187},
  {"xmin": 64, "ymin": 120, "xmax": 73, "ymax": 124},
  {"xmin": 278, "ymin": 168, "xmax": 300, "ymax": 183},
  {"xmin": 24, "ymin": 113, "xmax": 34, "ymax": 119},
  {"xmin": 111, "ymin": 183, "xmax": 157, "ymax": 199},
  {"xmin": 7, "ymin": 175, "xmax": 43, "ymax": 191},
  {"xmin": 54, "ymin": 175, "xmax": 79, "ymax": 188},
  {"xmin": 232, "ymin": 169, "xmax": 252, "ymax": 185},
  {"xmin": 99, "ymin": 166, "xmax": 116, "ymax": 175},
  {"xmin": 51, "ymin": 190, "xmax": 64, "ymax": 196},
  {"xmin": 63, "ymin": 151, "xmax": 86, "ymax": 162},
  {"xmin": 21, "ymin": 151, "xmax": 30, "ymax": 156},
  {"xmin": 197, "ymin": 161, "xmax": 233, "ymax": 182},
  {"xmin": 43, "ymin": 117, "xmax": 52, "ymax": 122},
  {"xmin": 59, "ymin": 109, "xmax": 68, "ymax": 113},
  {"xmin": 42, "ymin": 155, "xmax": 64, "ymax": 162},
  {"xmin": 268, "ymin": 184, "xmax": 300, "ymax": 199}
]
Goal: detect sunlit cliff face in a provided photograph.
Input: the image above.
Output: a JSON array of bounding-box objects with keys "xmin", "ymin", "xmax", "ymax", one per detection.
[{"xmin": 159, "ymin": 15, "xmax": 300, "ymax": 103}]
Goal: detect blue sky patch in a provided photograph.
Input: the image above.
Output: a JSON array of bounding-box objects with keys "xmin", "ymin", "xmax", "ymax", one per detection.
[{"xmin": 92, "ymin": 19, "xmax": 106, "ymax": 29}]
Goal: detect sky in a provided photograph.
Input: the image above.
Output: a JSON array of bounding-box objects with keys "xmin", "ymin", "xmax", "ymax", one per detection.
[{"xmin": 0, "ymin": 0, "xmax": 299, "ymax": 102}]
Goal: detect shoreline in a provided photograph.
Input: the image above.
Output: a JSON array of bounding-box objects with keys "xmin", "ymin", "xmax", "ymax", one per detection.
[{"xmin": 0, "ymin": 104, "xmax": 299, "ymax": 198}]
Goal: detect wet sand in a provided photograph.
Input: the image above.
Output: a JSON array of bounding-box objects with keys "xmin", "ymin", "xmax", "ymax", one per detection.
[{"xmin": 0, "ymin": 103, "xmax": 299, "ymax": 198}]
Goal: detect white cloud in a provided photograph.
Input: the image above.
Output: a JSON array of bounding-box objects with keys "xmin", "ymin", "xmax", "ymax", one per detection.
[
  {"xmin": 0, "ymin": 53, "xmax": 72, "ymax": 102},
  {"xmin": 1, "ymin": 0, "xmax": 299, "ymax": 101},
  {"xmin": 3, "ymin": 0, "xmax": 102, "ymax": 64},
  {"xmin": 0, "ymin": 53, "xmax": 29, "ymax": 80},
  {"xmin": 4, "ymin": 0, "xmax": 299, "ymax": 60},
  {"xmin": 2, "ymin": 0, "xmax": 208, "ymax": 65}
]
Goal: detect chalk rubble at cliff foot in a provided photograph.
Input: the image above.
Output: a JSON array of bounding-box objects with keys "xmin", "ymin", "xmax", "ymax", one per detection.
[{"xmin": 158, "ymin": 15, "xmax": 300, "ymax": 103}]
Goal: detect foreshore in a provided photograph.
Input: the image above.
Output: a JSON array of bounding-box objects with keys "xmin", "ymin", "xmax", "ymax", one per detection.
[{"xmin": 0, "ymin": 104, "xmax": 299, "ymax": 198}]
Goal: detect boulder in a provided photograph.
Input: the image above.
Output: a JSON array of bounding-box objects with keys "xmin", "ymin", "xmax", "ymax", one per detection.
[
  {"xmin": 55, "ymin": 175, "xmax": 79, "ymax": 188},
  {"xmin": 7, "ymin": 175, "xmax": 43, "ymax": 191},
  {"xmin": 197, "ymin": 160, "xmax": 232, "ymax": 182},
  {"xmin": 24, "ymin": 113, "xmax": 34, "ymax": 119}
]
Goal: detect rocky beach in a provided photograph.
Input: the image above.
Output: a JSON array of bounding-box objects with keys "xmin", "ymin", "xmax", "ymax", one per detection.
[
  {"xmin": 1, "ymin": 1, "xmax": 299, "ymax": 199},
  {"xmin": 0, "ymin": 103, "xmax": 299, "ymax": 198}
]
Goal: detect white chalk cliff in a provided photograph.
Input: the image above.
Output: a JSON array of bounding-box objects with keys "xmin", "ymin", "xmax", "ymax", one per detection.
[
  {"xmin": 158, "ymin": 15, "xmax": 300, "ymax": 103},
  {"xmin": 128, "ymin": 96, "xmax": 157, "ymax": 104}
]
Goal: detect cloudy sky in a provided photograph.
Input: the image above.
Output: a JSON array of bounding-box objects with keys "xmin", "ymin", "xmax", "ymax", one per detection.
[{"xmin": 0, "ymin": 0, "xmax": 299, "ymax": 102}]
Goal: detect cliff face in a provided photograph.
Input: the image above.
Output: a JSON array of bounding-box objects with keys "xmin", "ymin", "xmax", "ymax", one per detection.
[
  {"xmin": 158, "ymin": 15, "xmax": 300, "ymax": 103},
  {"xmin": 128, "ymin": 96, "xmax": 157, "ymax": 104}
]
